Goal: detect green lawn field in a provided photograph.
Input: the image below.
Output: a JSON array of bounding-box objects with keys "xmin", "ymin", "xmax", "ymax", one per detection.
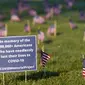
[{"xmin": 0, "ymin": 0, "xmax": 85, "ymax": 85}]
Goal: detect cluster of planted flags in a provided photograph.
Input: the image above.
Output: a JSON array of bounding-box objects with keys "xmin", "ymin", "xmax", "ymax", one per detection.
[{"xmin": 0, "ymin": 0, "xmax": 85, "ymax": 78}]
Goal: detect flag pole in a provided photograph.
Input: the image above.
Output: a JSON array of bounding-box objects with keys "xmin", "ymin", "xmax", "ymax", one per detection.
[
  {"xmin": 41, "ymin": 44, "xmax": 46, "ymax": 77},
  {"xmin": 25, "ymin": 71, "xmax": 27, "ymax": 84},
  {"xmin": 83, "ymin": 30, "xmax": 85, "ymax": 41},
  {"xmin": 3, "ymin": 73, "xmax": 5, "ymax": 85},
  {"xmin": 51, "ymin": 8, "xmax": 54, "ymax": 19},
  {"xmin": 53, "ymin": 51, "xmax": 56, "ymax": 70},
  {"xmin": 27, "ymin": 20, "xmax": 31, "ymax": 35},
  {"xmin": 41, "ymin": 44, "xmax": 44, "ymax": 52},
  {"xmin": 54, "ymin": 20, "xmax": 57, "ymax": 37},
  {"xmin": 32, "ymin": 20, "xmax": 35, "ymax": 26},
  {"xmin": 5, "ymin": 24, "xmax": 8, "ymax": 37},
  {"xmin": 38, "ymin": 26, "xmax": 40, "ymax": 45}
]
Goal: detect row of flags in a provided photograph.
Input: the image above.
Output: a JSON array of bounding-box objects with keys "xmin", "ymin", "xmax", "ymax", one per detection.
[
  {"xmin": 23, "ymin": 18, "xmax": 79, "ymax": 44},
  {"xmin": 0, "ymin": 19, "xmax": 85, "ymax": 79},
  {"xmin": 6, "ymin": 8, "xmax": 85, "ymax": 22},
  {"xmin": 0, "ymin": 0, "xmax": 84, "ymax": 23}
]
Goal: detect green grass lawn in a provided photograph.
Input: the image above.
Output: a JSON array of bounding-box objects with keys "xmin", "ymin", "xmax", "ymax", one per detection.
[{"xmin": 0, "ymin": 0, "xmax": 85, "ymax": 85}]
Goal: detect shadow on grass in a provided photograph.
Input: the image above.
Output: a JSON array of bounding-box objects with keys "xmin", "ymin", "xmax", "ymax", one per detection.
[
  {"xmin": 49, "ymin": 60, "xmax": 57, "ymax": 65},
  {"xmin": 16, "ymin": 71, "xmax": 60, "ymax": 81},
  {"xmin": 44, "ymin": 39, "xmax": 53, "ymax": 44},
  {"xmin": 57, "ymin": 32, "xmax": 63, "ymax": 36},
  {"xmin": 76, "ymin": 20, "xmax": 85, "ymax": 23}
]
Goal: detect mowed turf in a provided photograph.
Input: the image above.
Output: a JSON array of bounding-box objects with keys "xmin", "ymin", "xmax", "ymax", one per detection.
[{"xmin": 0, "ymin": 0, "xmax": 85, "ymax": 85}]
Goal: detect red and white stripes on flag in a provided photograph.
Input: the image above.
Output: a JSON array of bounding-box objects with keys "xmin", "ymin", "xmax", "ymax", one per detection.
[
  {"xmin": 82, "ymin": 58, "xmax": 85, "ymax": 78},
  {"xmin": 41, "ymin": 51, "xmax": 51, "ymax": 67},
  {"xmin": 82, "ymin": 68, "xmax": 85, "ymax": 78}
]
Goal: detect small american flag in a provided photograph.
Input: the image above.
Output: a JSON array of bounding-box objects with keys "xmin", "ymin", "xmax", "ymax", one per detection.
[
  {"xmin": 28, "ymin": 9, "xmax": 37, "ymax": 16},
  {"xmin": 82, "ymin": 58, "xmax": 85, "ymax": 78},
  {"xmin": 54, "ymin": 7, "xmax": 61, "ymax": 15},
  {"xmin": 33, "ymin": 16, "xmax": 45, "ymax": 24},
  {"xmin": 47, "ymin": 24, "xmax": 56, "ymax": 36},
  {"xmin": 44, "ymin": 7, "xmax": 50, "ymax": 13},
  {"xmin": 0, "ymin": 14, "xmax": 5, "ymax": 20},
  {"xmin": 18, "ymin": 2, "xmax": 30, "ymax": 13},
  {"xmin": 11, "ymin": 14, "xmax": 20, "ymax": 22},
  {"xmin": 83, "ymin": 31, "xmax": 85, "ymax": 41},
  {"xmin": 10, "ymin": 8, "xmax": 18, "ymax": 15},
  {"xmin": 41, "ymin": 51, "xmax": 51, "ymax": 67},
  {"xmin": 79, "ymin": 11, "xmax": 85, "ymax": 21},
  {"xmin": 65, "ymin": 0, "xmax": 74, "ymax": 9},
  {"xmin": 45, "ymin": 8, "xmax": 54, "ymax": 19},
  {"xmin": 53, "ymin": 4, "xmax": 62, "ymax": 15},
  {"xmin": 37, "ymin": 30, "xmax": 45, "ymax": 42},
  {"xmin": 24, "ymin": 24, "xmax": 31, "ymax": 32},
  {"xmin": 43, "ymin": 0, "xmax": 50, "ymax": 13},
  {"xmin": 68, "ymin": 1, "xmax": 73, "ymax": 7},
  {"xmin": 69, "ymin": 19, "xmax": 77, "ymax": 29}
]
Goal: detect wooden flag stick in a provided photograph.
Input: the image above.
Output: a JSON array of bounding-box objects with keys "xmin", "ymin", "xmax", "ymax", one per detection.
[
  {"xmin": 38, "ymin": 26, "xmax": 40, "ymax": 45},
  {"xmin": 43, "ymin": 67, "xmax": 46, "ymax": 77},
  {"xmin": 15, "ymin": 74, "xmax": 17, "ymax": 85},
  {"xmin": 32, "ymin": 20, "xmax": 35, "ymax": 26},
  {"xmin": 27, "ymin": 20, "xmax": 29, "ymax": 24},
  {"xmin": 83, "ymin": 31, "xmax": 85, "ymax": 41},
  {"xmin": 42, "ymin": 44, "xmax": 44, "ymax": 52},
  {"xmin": 5, "ymin": 24, "xmax": 7, "ymax": 28},
  {"xmin": 51, "ymin": 8, "xmax": 54, "ymax": 19},
  {"xmin": 54, "ymin": 20, "xmax": 57, "ymax": 37},
  {"xmin": 5, "ymin": 24, "xmax": 8, "ymax": 37},
  {"xmin": 27, "ymin": 20, "xmax": 31, "ymax": 35},
  {"xmin": 38, "ymin": 39, "xmax": 40, "ymax": 45},
  {"xmin": 41, "ymin": 44, "xmax": 46, "ymax": 77},
  {"xmin": 3, "ymin": 73, "xmax": 5, "ymax": 85},
  {"xmin": 25, "ymin": 71, "xmax": 27, "ymax": 84},
  {"xmin": 54, "ymin": 20, "xmax": 57, "ymax": 28},
  {"xmin": 53, "ymin": 52, "xmax": 56, "ymax": 65}
]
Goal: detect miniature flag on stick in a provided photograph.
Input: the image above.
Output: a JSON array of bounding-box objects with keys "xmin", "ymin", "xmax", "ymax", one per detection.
[
  {"xmin": 24, "ymin": 20, "xmax": 31, "ymax": 34},
  {"xmin": 45, "ymin": 8, "xmax": 54, "ymax": 20},
  {"xmin": 83, "ymin": 30, "xmax": 85, "ymax": 41},
  {"xmin": 79, "ymin": 11, "xmax": 85, "ymax": 21},
  {"xmin": 28, "ymin": 9, "xmax": 37, "ymax": 17},
  {"xmin": 37, "ymin": 26, "xmax": 40, "ymax": 45},
  {"xmin": 27, "ymin": 20, "xmax": 31, "ymax": 34},
  {"xmin": 69, "ymin": 19, "xmax": 77, "ymax": 30},
  {"xmin": 82, "ymin": 56, "xmax": 85, "ymax": 78},
  {"xmin": 40, "ymin": 44, "xmax": 45, "ymax": 66},
  {"xmin": 33, "ymin": 16, "xmax": 45, "ymax": 25},
  {"xmin": 47, "ymin": 21, "xmax": 57, "ymax": 37},
  {"xmin": 10, "ymin": 8, "xmax": 20, "ymax": 22},
  {"xmin": 41, "ymin": 51, "xmax": 51, "ymax": 67},
  {"xmin": 37, "ymin": 29, "xmax": 45, "ymax": 44}
]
